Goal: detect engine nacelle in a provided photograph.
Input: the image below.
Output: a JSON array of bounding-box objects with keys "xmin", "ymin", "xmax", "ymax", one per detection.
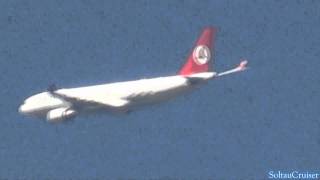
[{"xmin": 46, "ymin": 107, "xmax": 77, "ymax": 123}]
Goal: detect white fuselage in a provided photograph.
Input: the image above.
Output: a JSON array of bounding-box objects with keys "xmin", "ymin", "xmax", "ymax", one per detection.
[{"xmin": 19, "ymin": 72, "xmax": 215, "ymax": 120}]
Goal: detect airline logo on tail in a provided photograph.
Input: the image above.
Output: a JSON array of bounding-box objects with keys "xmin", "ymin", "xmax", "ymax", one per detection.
[
  {"xmin": 179, "ymin": 27, "xmax": 216, "ymax": 75},
  {"xmin": 193, "ymin": 45, "xmax": 211, "ymax": 65}
]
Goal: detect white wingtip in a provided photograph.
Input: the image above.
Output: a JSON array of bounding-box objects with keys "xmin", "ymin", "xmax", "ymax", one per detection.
[{"xmin": 238, "ymin": 59, "xmax": 248, "ymax": 71}]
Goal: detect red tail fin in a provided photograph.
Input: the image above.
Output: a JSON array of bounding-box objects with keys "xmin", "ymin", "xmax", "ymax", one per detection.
[{"xmin": 179, "ymin": 27, "xmax": 216, "ymax": 75}]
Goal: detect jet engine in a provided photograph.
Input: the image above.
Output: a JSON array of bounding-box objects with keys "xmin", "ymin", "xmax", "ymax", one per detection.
[{"xmin": 46, "ymin": 107, "xmax": 77, "ymax": 123}]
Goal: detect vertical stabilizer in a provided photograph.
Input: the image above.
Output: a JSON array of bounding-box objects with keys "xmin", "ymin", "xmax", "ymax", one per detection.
[{"xmin": 179, "ymin": 27, "xmax": 217, "ymax": 75}]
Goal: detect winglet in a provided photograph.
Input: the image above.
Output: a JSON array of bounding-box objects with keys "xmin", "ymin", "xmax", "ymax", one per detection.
[{"xmin": 47, "ymin": 84, "xmax": 57, "ymax": 93}]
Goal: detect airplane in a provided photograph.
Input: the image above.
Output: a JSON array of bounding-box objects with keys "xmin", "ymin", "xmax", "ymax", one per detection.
[{"xmin": 18, "ymin": 27, "xmax": 248, "ymax": 123}]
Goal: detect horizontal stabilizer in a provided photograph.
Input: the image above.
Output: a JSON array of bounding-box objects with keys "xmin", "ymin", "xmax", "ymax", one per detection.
[
  {"xmin": 185, "ymin": 72, "xmax": 216, "ymax": 85},
  {"xmin": 217, "ymin": 60, "xmax": 248, "ymax": 77}
]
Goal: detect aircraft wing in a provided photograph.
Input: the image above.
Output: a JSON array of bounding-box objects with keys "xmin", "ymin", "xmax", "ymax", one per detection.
[{"xmin": 48, "ymin": 90, "xmax": 129, "ymax": 109}]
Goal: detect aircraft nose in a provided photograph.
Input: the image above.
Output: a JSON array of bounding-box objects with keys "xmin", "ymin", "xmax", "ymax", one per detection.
[{"xmin": 19, "ymin": 103, "xmax": 30, "ymax": 114}]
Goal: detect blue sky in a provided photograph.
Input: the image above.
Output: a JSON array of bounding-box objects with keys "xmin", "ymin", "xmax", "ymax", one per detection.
[{"xmin": 0, "ymin": 0, "xmax": 319, "ymax": 179}]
